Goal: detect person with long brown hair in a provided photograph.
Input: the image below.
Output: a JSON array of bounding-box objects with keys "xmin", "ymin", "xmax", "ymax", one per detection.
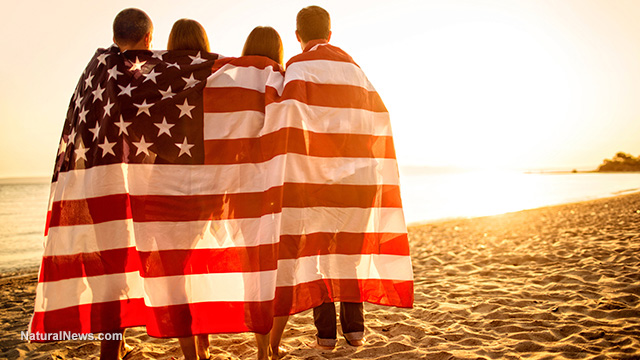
[
  {"xmin": 241, "ymin": 26, "xmax": 284, "ymax": 67},
  {"xmin": 167, "ymin": 18, "xmax": 213, "ymax": 360},
  {"xmin": 168, "ymin": 18, "xmax": 210, "ymax": 52}
]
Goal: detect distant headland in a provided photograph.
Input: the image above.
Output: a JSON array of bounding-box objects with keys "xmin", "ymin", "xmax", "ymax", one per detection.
[{"xmin": 597, "ymin": 152, "xmax": 640, "ymax": 172}]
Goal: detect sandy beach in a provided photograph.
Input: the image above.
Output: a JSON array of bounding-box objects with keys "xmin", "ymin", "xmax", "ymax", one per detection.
[{"xmin": 1, "ymin": 192, "xmax": 639, "ymax": 359}]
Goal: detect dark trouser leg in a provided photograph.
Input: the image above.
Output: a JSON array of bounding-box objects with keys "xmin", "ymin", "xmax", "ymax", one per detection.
[
  {"xmin": 340, "ymin": 302, "xmax": 364, "ymax": 342},
  {"xmin": 313, "ymin": 302, "xmax": 338, "ymax": 347}
]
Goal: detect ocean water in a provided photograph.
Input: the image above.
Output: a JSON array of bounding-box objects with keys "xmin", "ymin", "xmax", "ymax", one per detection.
[{"xmin": 1, "ymin": 171, "xmax": 639, "ymax": 273}]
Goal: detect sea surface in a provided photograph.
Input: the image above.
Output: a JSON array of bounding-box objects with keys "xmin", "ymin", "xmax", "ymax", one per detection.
[{"xmin": 1, "ymin": 171, "xmax": 639, "ymax": 273}]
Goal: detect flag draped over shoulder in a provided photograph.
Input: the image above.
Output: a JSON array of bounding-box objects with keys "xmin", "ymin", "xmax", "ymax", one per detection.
[
  {"xmin": 29, "ymin": 46, "xmax": 285, "ymax": 339},
  {"xmin": 268, "ymin": 40, "xmax": 414, "ymax": 316}
]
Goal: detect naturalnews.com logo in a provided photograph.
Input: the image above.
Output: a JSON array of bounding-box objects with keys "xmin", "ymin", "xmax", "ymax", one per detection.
[{"xmin": 21, "ymin": 331, "xmax": 123, "ymax": 341}]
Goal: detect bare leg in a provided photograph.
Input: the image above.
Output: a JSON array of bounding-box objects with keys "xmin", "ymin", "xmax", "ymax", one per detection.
[
  {"xmin": 100, "ymin": 330, "xmax": 127, "ymax": 360},
  {"xmin": 178, "ymin": 337, "xmax": 198, "ymax": 360},
  {"xmin": 255, "ymin": 333, "xmax": 271, "ymax": 360},
  {"xmin": 196, "ymin": 334, "xmax": 210, "ymax": 359},
  {"xmin": 270, "ymin": 316, "xmax": 289, "ymax": 360}
]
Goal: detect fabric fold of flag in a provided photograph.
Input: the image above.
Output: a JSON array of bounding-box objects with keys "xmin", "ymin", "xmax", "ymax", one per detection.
[
  {"xmin": 29, "ymin": 47, "xmax": 286, "ymax": 339},
  {"xmin": 268, "ymin": 41, "xmax": 414, "ymax": 317}
]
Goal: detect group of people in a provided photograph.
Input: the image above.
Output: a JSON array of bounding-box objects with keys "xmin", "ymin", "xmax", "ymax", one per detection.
[{"xmin": 33, "ymin": 5, "xmax": 413, "ymax": 360}]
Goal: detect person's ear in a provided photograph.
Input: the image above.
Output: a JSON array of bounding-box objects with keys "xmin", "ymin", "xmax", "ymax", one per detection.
[
  {"xmin": 327, "ymin": 31, "xmax": 332, "ymax": 42},
  {"xmin": 144, "ymin": 32, "xmax": 153, "ymax": 49},
  {"xmin": 295, "ymin": 30, "xmax": 301, "ymax": 43}
]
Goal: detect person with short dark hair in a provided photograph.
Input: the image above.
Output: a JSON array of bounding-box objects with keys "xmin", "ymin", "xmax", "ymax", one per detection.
[
  {"xmin": 268, "ymin": 5, "xmax": 413, "ymax": 358},
  {"xmin": 112, "ymin": 8, "xmax": 153, "ymax": 51},
  {"xmin": 168, "ymin": 18, "xmax": 210, "ymax": 52}
]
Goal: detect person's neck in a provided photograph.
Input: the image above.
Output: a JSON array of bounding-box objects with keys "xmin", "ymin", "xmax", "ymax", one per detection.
[{"xmin": 302, "ymin": 38, "xmax": 328, "ymax": 52}]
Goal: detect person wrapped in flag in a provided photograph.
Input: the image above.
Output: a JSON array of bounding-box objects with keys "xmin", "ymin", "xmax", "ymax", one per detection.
[
  {"xmin": 267, "ymin": 5, "xmax": 414, "ymax": 355},
  {"xmin": 29, "ymin": 8, "xmax": 285, "ymax": 360}
]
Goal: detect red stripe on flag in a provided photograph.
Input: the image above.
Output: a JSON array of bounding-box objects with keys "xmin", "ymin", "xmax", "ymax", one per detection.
[
  {"xmin": 29, "ymin": 299, "xmax": 274, "ymax": 340},
  {"xmin": 29, "ymin": 298, "xmax": 147, "ymax": 341},
  {"xmin": 48, "ymin": 183, "xmax": 401, "ymax": 227},
  {"xmin": 39, "ymin": 244, "xmax": 278, "ymax": 282},
  {"xmin": 274, "ymin": 278, "xmax": 414, "ymax": 316},
  {"xmin": 145, "ymin": 300, "xmax": 275, "ymax": 337},
  {"xmin": 39, "ymin": 247, "xmax": 140, "ymax": 282},
  {"xmin": 203, "ymin": 87, "xmax": 265, "ymax": 113},
  {"xmin": 279, "ymin": 81, "xmax": 387, "ymax": 112},
  {"xmin": 139, "ymin": 244, "xmax": 278, "ymax": 277},
  {"xmin": 204, "ymin": 127, "xmax": 396, "ymax": 164},
  {"xmin": 286, "ymin": 45, "xmax": 357, "ymax": 67},
  {"xmin": 278, "ymin": 232, "xmax": 410, "ymax": 259}
]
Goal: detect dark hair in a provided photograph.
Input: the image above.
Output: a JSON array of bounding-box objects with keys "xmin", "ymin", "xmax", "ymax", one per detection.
[
  {"xmin": 296, "ymin": 5, "xmax": 331, "ymax": 43},
  {"xmin": 113, "ymin": 8, "xmax": 153, "ymax": 46},
  {"xmin": 241, "ymin": 26, "xmax": 283, "ymax": 66},
  {"xmin": 168, "ymin": 19, "xmax": 210, "ymax": 52}
]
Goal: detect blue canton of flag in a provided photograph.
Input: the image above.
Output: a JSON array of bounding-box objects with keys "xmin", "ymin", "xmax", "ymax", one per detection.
[{"xmin": 54, "ymin": 46, "xmax": 220, "ymax": 182}]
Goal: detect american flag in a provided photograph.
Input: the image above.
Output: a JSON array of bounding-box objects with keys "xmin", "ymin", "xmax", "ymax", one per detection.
[
  {"xmin": 30, "ymin": 42, "xmax": 413, "ymax": 340},
  {"xmin": 30, "ymin": 47, "xmax": 286, "ymax": 338},
  {"xmin": 269, "ymin": 40, "xmax": 414, "ymax": 316}
]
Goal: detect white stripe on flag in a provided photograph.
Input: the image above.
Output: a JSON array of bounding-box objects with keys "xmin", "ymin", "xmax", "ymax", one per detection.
[
  {"xmin": 45, "ymin": 214, "xmax": 281, "ymax": 256},
  {"xmin": 275, "ymin": 254, "xmax": 414, "ymax": 286},
  {"xmin": 34, "ymin": 271, "xmax": 277, "ymax": 311},
  {"xmin": 280, "ymin": 207, "xmax": 407, "ymax": 235},
  {"xmin": 51, "ymin": 156, "xmax": 400, "ymax": 201},
  {"xmin": 206, "ymin": 63, "xmax": 282, "ymax": 94},
  {"xmin": 284, "ymin": 60, "xmax": 376, "ymax": 91}
]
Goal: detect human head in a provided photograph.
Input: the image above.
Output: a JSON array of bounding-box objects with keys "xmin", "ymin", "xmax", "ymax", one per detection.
[
  {"xmin": 167, "ymin": 18, "xmax": 210, "ymax": 52},
  {"xmin": 113, "ymin": 8, "xmax": 153, "ymax": 51},
  {"xmin": 242, "ymin": 26, "xmax": 284, "ymax": 66},
  {"xmin": 295, "ymin": 5, "xmax": 331, "ymax": 49}
]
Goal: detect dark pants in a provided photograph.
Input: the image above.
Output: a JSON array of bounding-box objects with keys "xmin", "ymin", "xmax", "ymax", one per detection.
[{"xmin": 313, "ymin": 302, "xmax": 364, "ymax": 346}]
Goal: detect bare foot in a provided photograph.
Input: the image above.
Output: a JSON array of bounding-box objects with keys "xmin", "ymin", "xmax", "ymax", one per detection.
[
  {"xmin": 120, "ymin": 342, "xmax": 134, "ymax": 359},
  {"xmin": 271, "ymin": 346, "xmax": 287, "ymax": 360}
]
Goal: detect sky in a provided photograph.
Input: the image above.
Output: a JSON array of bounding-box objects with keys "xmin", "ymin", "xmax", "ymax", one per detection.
[{"xmin": 1, "ymin": 0, "xmax": 640, "ymax": 178}]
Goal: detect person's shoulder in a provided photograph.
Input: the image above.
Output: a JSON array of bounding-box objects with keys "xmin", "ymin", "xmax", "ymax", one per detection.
[
  {"xmin": 286, "ymin": 42, "xmax": 357, "ymax": 68},
  {"xmin": 214, "ymin": 55, "xmax": 282, "ymax": 71}
]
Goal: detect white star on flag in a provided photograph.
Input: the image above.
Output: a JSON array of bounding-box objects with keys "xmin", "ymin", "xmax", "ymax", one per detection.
[
  {"xmin": 115, "ymin": 115, "xmax": 132, "ymax": 136},
  {"xmin": 92, "ymin": 84, "xmax": 105, "ymax": 102},
  {"xmin": 96, "ymin": 53, "xmax": 109, "ymax": 66},
  {"xmin": 189, "ymin": 52, "xmax": 207, "ymax": 65},
  {"xmin": 176, "ymin": 99, "xmax": 196, "ymax": 118},
  {"xmin": 118, "ymin": 83, "xmax": 137, "ymax": 97},
  {"xmin": 84, "ymin": 74, "xmax": 94, "ymax": 89},
  {"xmin": 58, "ymin": 139, "xmax": 67, "ymax": 156},
  {"xmin": 154, "ymin": 117, "xmax": 175, "ymax": 137},
  {"xmin": 143, "ymin": 69, "xmax": 161, "ymax": 84},
  {"xmin": 182, "ymin": 74, "xmax": 199, "ymax": 89},
  {"xmin": 78, "ymin": 107, "xmax": 90, "ymax": 124},
  {"xmin": 159, "ymin": 86, "xmax": 176, "ymax": 100},
  {"xmin": 175, "ymin": 137, "xmax": 195, "ymax": 157},
  {"xmin": 74, "ymin": 95, "xmax": 83, "ymax": 110},
  {"xmin": 129, "ymin": 57, "xmax": 147, "ymax": 72},
  {"xmin": 74, "ymin": 142, "xmax": 89, "ymax": 162},
  {"xmin": 134, "ymin": 100, "xmax": 153, "ymax": 116},
  {"xmin": 166, "ymin": 62, "xmax": 181, "ymax": 69},
  {"xmin": 98, "ymin": 138, "xmax": 117, "ymax": 157},
  {"xmin": 133, "ymin": 136, "xmax": 153, "ymax": 156},
  {"xmin": 107, "ymin": 66, "xmax": 123, "ymax": 81},
  {"xmin": 103, "ymin": 99, "xmax": 115, "ymax": 117},
  {"xmin": 69, "ymin": 127, "xmax": 77, "ymax": 144},
  {"xmin": 152, "ymin": 50, "xmax": 167, "ymax": 60},
  {"xmin": 89, "ymin": 122, "xmax": 101, "ymax": 141}
]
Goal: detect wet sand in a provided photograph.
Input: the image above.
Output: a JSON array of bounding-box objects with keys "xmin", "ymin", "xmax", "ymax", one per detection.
[{"xmin": 2, "ymin": 192, "xmax": 639, "ymax": 359}]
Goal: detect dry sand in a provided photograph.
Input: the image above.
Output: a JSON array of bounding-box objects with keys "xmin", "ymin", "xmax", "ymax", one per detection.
[{"xmin": 1, "ymin": 192, "xmax": 639, "ymax": 359}]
